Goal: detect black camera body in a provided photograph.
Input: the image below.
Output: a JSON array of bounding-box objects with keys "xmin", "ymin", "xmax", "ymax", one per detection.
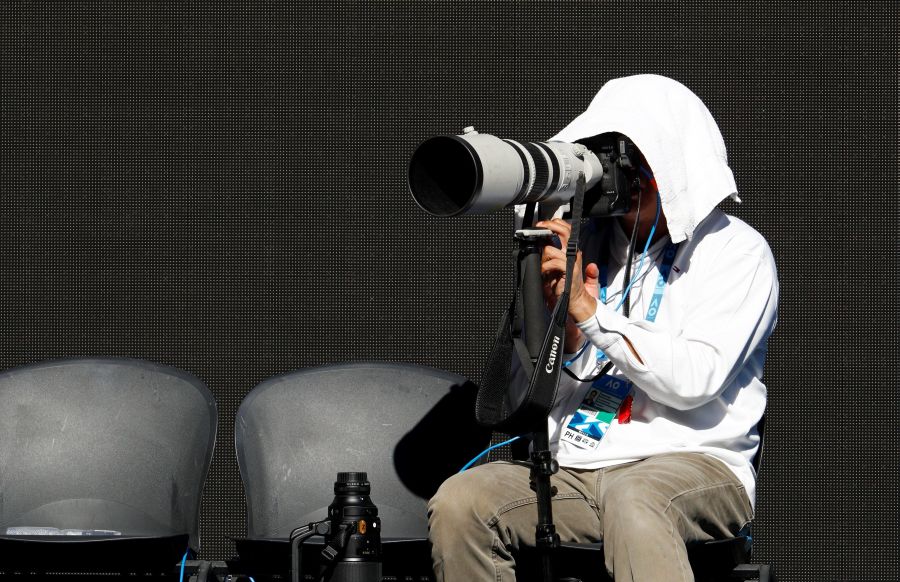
[{"xmin": 578, "ymin": 132, "xmax": 641, "ymax": 217}]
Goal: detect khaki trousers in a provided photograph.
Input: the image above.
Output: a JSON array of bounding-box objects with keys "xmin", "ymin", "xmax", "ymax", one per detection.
[{"xmin": 427, "ymin": 453, "xmax": 753, "ymax": 582}]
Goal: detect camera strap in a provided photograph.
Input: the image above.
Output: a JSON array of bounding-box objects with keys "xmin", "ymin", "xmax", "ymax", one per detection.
[{"xmin": 476, "ymin": 175, "xmax": 587, "ymax": 434}]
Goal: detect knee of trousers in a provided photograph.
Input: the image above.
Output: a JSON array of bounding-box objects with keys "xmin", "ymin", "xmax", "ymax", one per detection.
[
  {"xmin": 602, "ymin": 481, "xmax": 676, "ymax": 543},
  {"xmin": 427, "ymin": 469, "xmax": 503, "ymax": 536}
]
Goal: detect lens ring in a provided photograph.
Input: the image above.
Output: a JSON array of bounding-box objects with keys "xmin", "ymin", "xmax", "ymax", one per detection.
[
  {"xmin": 535, "ymin": 142, "xmax": 563, "ymax": 193},
  {"xmin": 503, "ymin": 139, "xmax": 532, "ymax": 205},
  {"xmin": 522, "ymin": 142, "xmax": 550, "ymax": 202}
]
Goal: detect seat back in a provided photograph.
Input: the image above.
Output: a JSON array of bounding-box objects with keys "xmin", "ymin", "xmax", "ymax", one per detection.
[
  {"xmin": 0, "ymin": 358, "xmax": 217, "ymax": 551},
  {"xmin": 235, "ymin": 362, "xmax": 492, "ymax": 539}
]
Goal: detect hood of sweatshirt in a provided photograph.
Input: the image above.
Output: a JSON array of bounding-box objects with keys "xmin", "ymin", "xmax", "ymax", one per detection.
[{"xmin": 550, "ymin": 74, "xmax": 739, "ymax": 243}]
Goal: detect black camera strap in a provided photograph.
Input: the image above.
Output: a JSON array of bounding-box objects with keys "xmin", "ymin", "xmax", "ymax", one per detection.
[{"xmin": 475, "ymin": 175, "xmax": 587, "ymax": 434}]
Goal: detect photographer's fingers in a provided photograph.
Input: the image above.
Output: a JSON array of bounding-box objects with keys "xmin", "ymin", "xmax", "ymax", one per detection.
[
  {"xmin": 541, "ymin": 256, "xmax": 569, "ymax": 279},
  {"xmin": 535, "ymin": 219, "xmax": 572, "ymax": 249},
  {"xmin": 541, "ymin": 244, "xmax": 566, "ymax": 266},
  {"xmin": 545, "ymin": 253, "xmax": 588, "ymax": 287}
]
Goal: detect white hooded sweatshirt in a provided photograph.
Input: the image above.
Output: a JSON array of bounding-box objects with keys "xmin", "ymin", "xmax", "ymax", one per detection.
[{"xmin": 515, "ymin": 75, "xmax": 778, "ymax": 508}]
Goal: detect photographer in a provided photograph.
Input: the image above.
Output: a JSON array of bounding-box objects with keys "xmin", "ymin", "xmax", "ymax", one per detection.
[{"xmin": 427, "ymin": 75, "xmax": 779, "ymax": 581}]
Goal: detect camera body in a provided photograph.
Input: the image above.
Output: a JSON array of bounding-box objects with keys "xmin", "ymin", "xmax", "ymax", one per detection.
[{"xmin": 408, "ymin": 128, "xmax": 640, "ymax": 218}]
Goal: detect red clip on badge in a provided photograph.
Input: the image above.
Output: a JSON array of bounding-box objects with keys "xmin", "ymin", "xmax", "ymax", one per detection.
[{"xmin": 616, "ymin": 394, "xmax": 633, "ymax": 424}]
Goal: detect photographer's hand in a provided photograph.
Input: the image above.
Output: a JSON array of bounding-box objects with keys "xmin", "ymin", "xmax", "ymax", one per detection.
[{"xmin": 536, "ymin": 219, "xmax": 600, "ymax": 351}]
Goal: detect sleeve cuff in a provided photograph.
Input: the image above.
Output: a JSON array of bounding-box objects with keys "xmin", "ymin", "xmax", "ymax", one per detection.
[{"xmin": 575, "ymin": 300, "xmax": 629, "ymax": 352}]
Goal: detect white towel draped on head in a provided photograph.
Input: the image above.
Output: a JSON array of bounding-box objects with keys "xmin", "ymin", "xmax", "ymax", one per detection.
[{"xmin": 526, "ymin": 74, "xmax": 740, "ymax": 243}]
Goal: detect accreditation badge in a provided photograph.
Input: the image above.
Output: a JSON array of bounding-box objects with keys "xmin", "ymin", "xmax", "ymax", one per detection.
[{"xmin": 561, "ymin": 374, "xmax": 632, "ymax": 450}]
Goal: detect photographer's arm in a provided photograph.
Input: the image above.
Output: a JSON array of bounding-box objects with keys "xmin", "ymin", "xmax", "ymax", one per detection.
[{"xmin": 571, "ymin": 246, "xmax": 778, "ymax": 410}]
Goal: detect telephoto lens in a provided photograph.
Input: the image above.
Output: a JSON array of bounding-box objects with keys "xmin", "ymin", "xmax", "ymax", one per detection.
[
  {"xmin": 322, "ymin": 472, "xmax": 382, "ymax": 582},
  {"xmin": 408, "ymin": 128, "xmax": 637, "ymax": 218}
]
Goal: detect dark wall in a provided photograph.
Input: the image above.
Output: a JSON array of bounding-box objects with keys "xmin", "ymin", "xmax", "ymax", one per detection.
[{"xmin": 1, "ymin": 2, "xmax": 896, "ymax": 579}]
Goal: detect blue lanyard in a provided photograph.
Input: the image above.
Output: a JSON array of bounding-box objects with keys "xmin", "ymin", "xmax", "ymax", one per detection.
[
  {"xmin": 560, "ymin": 240, "xmax": 680, "ymax": 446},
  {"xmin": 600, "ymin": 240, "xmax": 678, "ymax": 320},
  {"xmin": 594, "ymin": 240, "xmax": 679, "ymax": 362}
]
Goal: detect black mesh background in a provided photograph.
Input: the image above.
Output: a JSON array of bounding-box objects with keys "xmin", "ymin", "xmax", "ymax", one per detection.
[{"xmin": 0, "ymin": 1, "xmax": 897, "ymax": 579}]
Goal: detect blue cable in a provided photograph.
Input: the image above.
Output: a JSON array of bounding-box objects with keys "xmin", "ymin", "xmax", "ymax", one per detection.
[
  {"xmin": 179, "ymin": 550, "xmax": 187, "ymax": 582},
  {"xmin": 459, "ymin": 436, "xmax": 522, "ymax": 473}
]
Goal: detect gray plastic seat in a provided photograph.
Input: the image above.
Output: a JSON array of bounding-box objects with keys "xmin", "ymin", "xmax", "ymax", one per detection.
[
  {"xmin": 235, "ymin": 361, "xmax": 492, "ymax": 540},
  {"xmin": 0, "ymin": 358, "xmax": 217, "ymax": 556}
]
